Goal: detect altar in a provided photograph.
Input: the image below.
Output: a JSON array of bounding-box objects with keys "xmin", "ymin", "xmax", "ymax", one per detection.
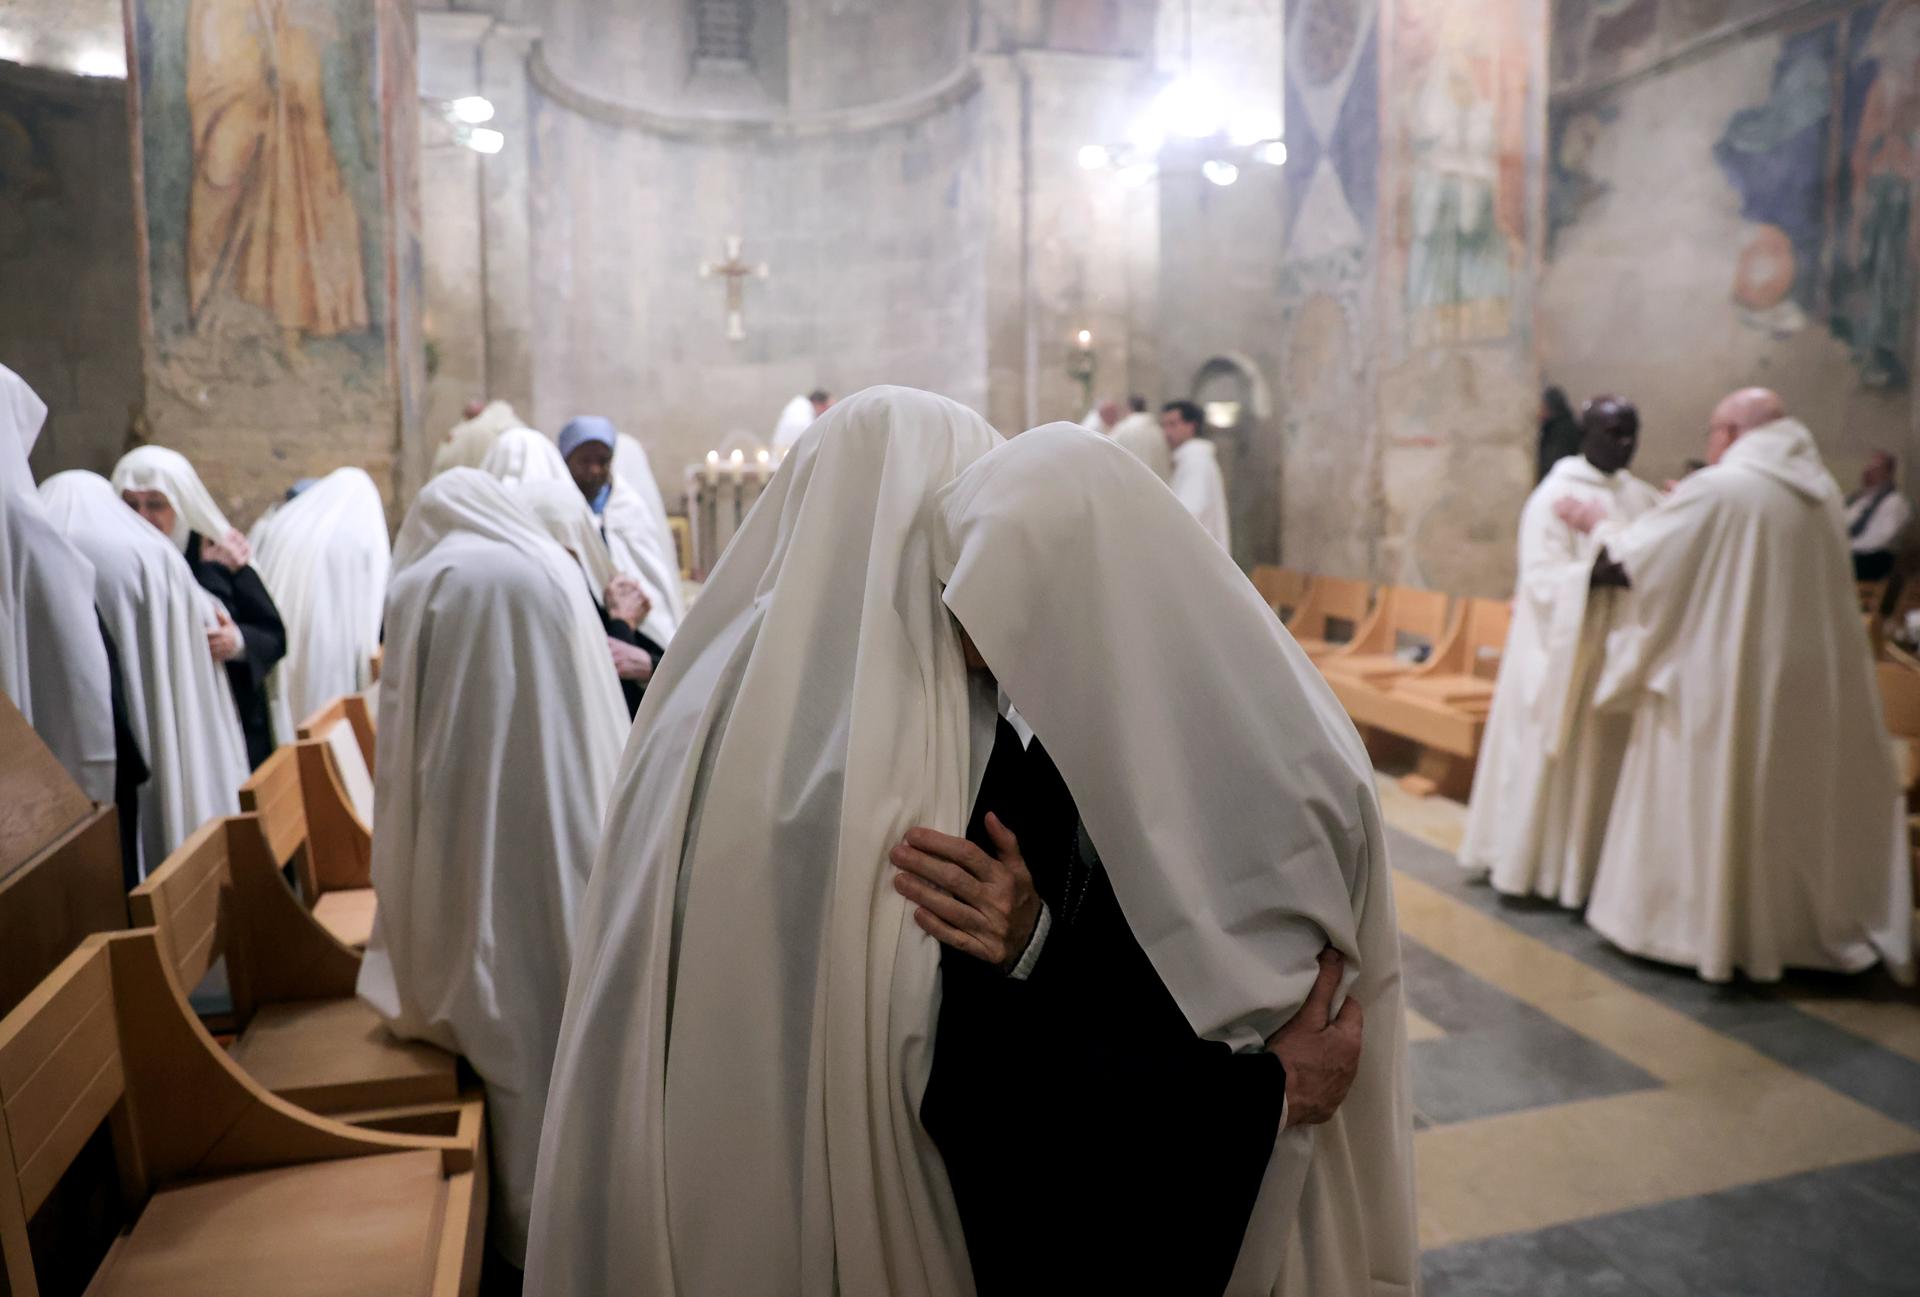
[{"xmin": 682, "ymin": 443, "xmax": 776, "ymax": 579}]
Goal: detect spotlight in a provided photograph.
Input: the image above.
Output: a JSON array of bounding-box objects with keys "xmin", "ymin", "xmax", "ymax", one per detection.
[
  {"xmin": 450, "ymin": 96, "xmax": 495, "ymax": 124},
  {"xmin": 1202, "ymin": 159, "xmax": 1240, "ymax": 187},
  {"xmin": 464, "ymin": 127, "xmax": 505, "ymax": 155},
  {"xmin": 1258, "ymin": 140, "xmax": 1289, "ymax": 166}
]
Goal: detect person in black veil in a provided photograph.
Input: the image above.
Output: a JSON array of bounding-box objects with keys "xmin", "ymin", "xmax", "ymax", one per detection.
[{"xmin": 1538, "ymin": 386, "xmax": 1583, "ymax": 482}]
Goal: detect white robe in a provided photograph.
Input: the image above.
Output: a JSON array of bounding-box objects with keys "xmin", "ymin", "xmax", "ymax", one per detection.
[
  {"xmin": 110, "ymin": 444, "xmax": 233, "ymax": 549},
  {"xmin": 525, "ymin": 387, "xmax": 1001, "ymax": 1297},
  {"xmin": 358, "ymin": 469, "xmax": 626, "ymax": 1265},
  {"xmin": 513, "ymin": 478, "xmax": 621, "ymax": 606},
  {"xmin": 0, "ymin": 366, "xmax": 114, "ymax": 804},
  {"xmin": 770, "ymin": 394, "xmax": 817, "ymax": 454},
  {"xmin": 1110, "ymin": 409, "xmax": 1172, "ymax": 482},
  {"xmin": 1586, "ymin": 419, "xmax": 1915, "ymax": 983},
  {"xmin": 248, "ymin": 468, "xmax": 391, "ymax": 743},
  {"xmin": 1459, "ymin": 456, "xmax": 1661, "ymax": 906},
  {"xmin": 609, "ymin": 432, "xmax": 684, "ymax": 642},
  {"xmin": 39, "ymin": 471, "xmax": 249, "ymax": 875},
  {"xmin": 936, "ymin": 424, "xmax": 1415, "ymax": 1297},
  {"xmin": 432, "ymin": 399, "xmax": 525, "ymax": 476},
  {"xmin": 479, "ymin": 425, "xmax": 569, "ymax": 484},
  {"xmin": 1171, "ymin": 437, "xmax": 1231, "ymax": 549}
]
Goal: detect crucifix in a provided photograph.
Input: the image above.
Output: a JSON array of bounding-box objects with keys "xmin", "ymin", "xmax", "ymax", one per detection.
[{"xmin": 698, "ymin": 236, "xmax": 769, "ymax": 342}]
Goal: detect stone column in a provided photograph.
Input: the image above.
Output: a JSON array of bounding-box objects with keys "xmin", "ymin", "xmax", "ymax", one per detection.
[{"xmin": 124, "ymin": 0, "xmax": 426, "ymax": 525}]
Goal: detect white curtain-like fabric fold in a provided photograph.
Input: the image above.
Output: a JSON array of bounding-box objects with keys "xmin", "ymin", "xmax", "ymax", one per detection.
[
  {"xmin": 0, "ymin": 365, "xmax": 114, "ymax": 804},
  {"xmin": 110, "ymin": 444, "xmax": 232, "ymax": 549},
  {"xmin": 933, "ymin": 424, "xmax": 1416, "ymax": 1297},
  {"xmin": 480, "ymin": 425, "xmax": 570, "ymax": 484},
  {"xmin": 432, "ymin": 399, "xmax": 525, "ymax": 476},
  {"xmin": 526, "ymin": 387, "xmax": 1001, "ymax": 1297},
  {"xmin": 249, "ymin": 468, "xmax": 391, "ymax": 743},
  {"xmin": 610, "ymin": 431, "xmax": 686, "ymax": 640},
  {"xmin": 39, "ymin": 471, "xmax": 248, "ymax": 874},
  {"xmin": 514, "ymin": 478, "xmax": 620, "ymax": 603},
  {"xmin": 358, "ymin": 468, "xmax": 626, "ymax": 1265}
]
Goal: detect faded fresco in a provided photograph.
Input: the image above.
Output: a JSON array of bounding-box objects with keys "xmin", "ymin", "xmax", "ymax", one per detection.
[
  {"xmin": 1387, "ymin": 0, "xmax": 1531, "ymax": 349},
  {"xmin": 1833, "ymin": 1, "xmax": 1920, "ymax": 388},
  {"xmin": 134, "ymin": 0, "xmax": 389, "ymax": 389}
]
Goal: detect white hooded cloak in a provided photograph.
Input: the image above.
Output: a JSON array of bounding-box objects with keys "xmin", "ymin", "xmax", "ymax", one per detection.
[
  {"xmin": 524, "ymin": 387, "xmax": 1001, "ymax": 1297},
  {"xmin": 248, "ymin": 468, "xmax": 391, "ymax": 742},
  {"xmin": 110, "ymin": 444, "xmax": 233, "ymax": 549},
  {"xmin": 480, "ymin": 425, "xmax": 570, "ymax": 485},
  {"xmin": 0, "ymin": 365, "xmax": 114, "ymax": 804},
  {"xmin": 432, "ymin": 399, "xmax": 526, "ymax": 476},
  {"xmin": 934, "ymin": 424, "xmax": 1416, "ymax": 1297},
  {"xmin": 1585, "ymin": 419, "xmax": 1916, "ymax": 983},
  {"xmin": 39, "ymin": 471, "xmax": 249, "ymax": 874},
  {"xmin": 513, "ymin": 478, "xmax": 622, "ymax": 606},
  {"xmin": 357, "ymin": 468, "xmax": 626, "ymax": 1264},
  {"xmin": 609, "ymin": 431, "xmax": 685, "ymax": 642},
  {"xmin": 1171, "ymin": 436, "xmax": 1232, "ymax": 549},
  {"xmin": 1110, "ymin": 409, "xmax": 1173, "ymax": 482},
  {"xmin": 770, "ymin": 393, "xmax": 817, "ymax": 453}
]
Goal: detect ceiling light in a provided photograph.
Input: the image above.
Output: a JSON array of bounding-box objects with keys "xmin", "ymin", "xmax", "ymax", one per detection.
[
  {"xmin": 451, "ymin": 95, "xmax": 495, "ymax": 124},
  {"xmin": 1202, "ymin": 159, "xmax": 1240, "ymax": 187},
  {"xmin": 1258, "ymin": 140, "xmax": 1289, "ymax": 166},
  {"xmin": 464, "ymin": 127, "xmax": 505, "ymax": 155},
  {"xmin": 1150, "ymin": 76, "xmax": 1225, "ymax": 140},
  {"xmin": 1077, "ymin": 143, "xmax": 1110, "ymax": 171}
]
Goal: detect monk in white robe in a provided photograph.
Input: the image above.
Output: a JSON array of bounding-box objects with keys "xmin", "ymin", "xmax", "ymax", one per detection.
[
  {"xmin": 557, "ymin": 416, "xmax": 683, "ymax": 644},
  {"xmin": 358, "ymin": 469, "xmax": 626, "ymax": 1267},
  {"xmin": 432, "ymin": 398, "xmax": 526, "ymax": 475},
  {"xmin": 1111, "ymin": 400, "xmax": 1173, "ymax": 482},
  {"xmin": 479, "ymin": 425, "xmax": 569, "ymax": 484},
  {"xmin": 1460, "ymin": 397, "xmax": 1661, "ymax": 906},
  {"xmin": 40, "ymin": 472, "xmax": 250, "ymax": 875},
  {"xmin": 1564, "ymin": 389, "xmax": 1915, "ymax": 983},
  {"xmin": 248, "ymin": 467, "xmax": 390, "ymax": 741},
  {"xmin": 1164, "ymin": 399, "xmax": 1231, "ymax": 549},
  {"xmin": 770, "ymin": 389, "xmax": 832, "ymax": 454},
  {"xmin": 0, "ymin": 365, "xmax": 114, "ymax": 805}
]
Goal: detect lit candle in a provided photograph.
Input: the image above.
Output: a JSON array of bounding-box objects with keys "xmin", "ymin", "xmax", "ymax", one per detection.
[
  {"xmin": 1076, "ymin": 329, "xmax": 1092, "ymax": 348},
  {"xmin": 705, "ymin": 449, "xmax": 720, "ymax": 484}
]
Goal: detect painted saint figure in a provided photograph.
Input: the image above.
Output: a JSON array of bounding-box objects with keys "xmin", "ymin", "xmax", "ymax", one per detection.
[
  {"xmin": 1838, "ymin": 0, "xmax": 1920, "ymax": 387},
  {"xmin": 186, "ymin": 0, "xmax": 369, "ymax": 339}
]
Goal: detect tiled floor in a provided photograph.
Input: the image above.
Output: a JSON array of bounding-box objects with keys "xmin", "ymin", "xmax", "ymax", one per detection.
[{"xmin": 1376, "ymin": 782, "xmax": 1920, "ymax": 1296}]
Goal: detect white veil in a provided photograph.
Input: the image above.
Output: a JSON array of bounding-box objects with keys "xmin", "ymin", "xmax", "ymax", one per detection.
[{"xmin": 110, "ymin": 444, "xmax": 232, "ymax": 549}]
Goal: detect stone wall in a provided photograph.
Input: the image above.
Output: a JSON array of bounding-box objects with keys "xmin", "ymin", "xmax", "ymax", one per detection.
[
  {"xmin": 0, "ymin": 62, "xmax": 143, "ymax": 481},
  {"xmin": 1543, "ymin": 0, "xmax": 1920, "ymax": 487}
]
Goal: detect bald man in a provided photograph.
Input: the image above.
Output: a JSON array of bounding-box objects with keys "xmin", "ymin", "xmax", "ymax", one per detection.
[
  {"xmin": 1844, "ymin": 449, "xmax": 1911, "ymax": 580},
  {"xmin": 1557, "ymin": 388, "xmax": 1913, "ymax": 983}
]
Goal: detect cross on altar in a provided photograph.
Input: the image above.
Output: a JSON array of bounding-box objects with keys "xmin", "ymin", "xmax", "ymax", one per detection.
[{"xmin": 698, "ymin": 236, "xmax": 769, "ymax": 342}]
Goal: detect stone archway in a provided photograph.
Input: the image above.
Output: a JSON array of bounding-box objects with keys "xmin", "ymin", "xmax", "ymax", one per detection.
[{"xmin": 1189, "ymin": 352, "xmax": 1275, "ymax": 568}]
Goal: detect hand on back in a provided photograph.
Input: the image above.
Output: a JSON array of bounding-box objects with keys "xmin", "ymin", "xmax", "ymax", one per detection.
[
  {"xmin": 203, "ymin": 528, "xmax": 251, "ymax": 571},
  {"xmin": 1265, "ymin": 948, "xmax": 1365, "ymax": 1127},
  {"xmin": 206, "ymin": 606, "xmax": 243, "ymax": 663}
]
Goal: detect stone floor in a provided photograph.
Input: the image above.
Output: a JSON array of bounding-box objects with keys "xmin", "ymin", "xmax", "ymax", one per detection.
[{"xmin": 1375, "ymin": 782, "xmax": 1920, "ymax": 1297}]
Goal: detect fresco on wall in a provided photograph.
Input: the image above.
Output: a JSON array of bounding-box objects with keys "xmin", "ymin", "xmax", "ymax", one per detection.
[
  {"xmin": 1832, "ymin": 0, "xmax": 1920, "ymax": 388},
  {"xmin": 1389, "ymin": 0, "xmax": 1531, "ymax": 348},
  {"xmin": 1282, "ymin": 0, "xmax": 1378, "ymax": 272},
  {"xmin": 1713, "ymin": 25, "xmax": 1835, "ymax": 337},
  {"xmin": 1547, "ymin": 101, "xmax": 1615, "ymax": 253},
  {"xmin": 134, "ymin": 0, "xmax": 388, "ymax": 387}
]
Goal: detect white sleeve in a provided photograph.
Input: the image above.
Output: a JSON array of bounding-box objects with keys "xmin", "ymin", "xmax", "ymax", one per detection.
[
  {"xmin": 1006, "ymin": 901, "xmax": 1052, "ymax": 981},
  {"xmin": 1855, "ymin": 493, "xmax": 1912, "ymax": 553}
]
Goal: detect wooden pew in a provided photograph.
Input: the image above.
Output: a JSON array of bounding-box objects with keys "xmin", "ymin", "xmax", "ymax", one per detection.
[
  {"xmin": 1319, "ymin": 586, "xmax": 1454, "ymax": 688},
  {"xmin": 129, "ymin": 814, "xmax": 457, "ymax": 1117},
  {"xmin": 1326, "ymin": 597, "xmax": 1512, "ymax": 799},
  {"xmin": 299, "ymin": 692, "xmax": 377, "ymax": 826},
  {"xmin": 0, "ymin": 695, "xmax": 126, "ymax": 1021},
  {"xmin": 1249, "ymin": 566, "xmax": 1312, "ymax": 622},
  {"xmin": 1285, "ymin": 577, "xmax": 1373, "ymax": 663},
  {"xmin": 0, "ymin": 929, "xmax": 485, "ymax": 1296},
  {"xmin": 241, "ymin": 739, "xmax": 375, "ymax": 951}
]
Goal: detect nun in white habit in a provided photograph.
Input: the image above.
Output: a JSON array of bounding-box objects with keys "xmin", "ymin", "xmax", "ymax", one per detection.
[
  {"xmin": 0, "ymin": 364, "xmax": 114, "ymax": 806},
  {"xmin": 39, "ymin": 471, "xmax": 250, "ymax": 876},
  {"xmin": 524, "ymin": 387, "xmax": 1002, "ymax": 1297},
  {"xmin": 358, "ymin": 467, "xmax": 626, "ymax": 1268},
  {"xmin": 248, "ymin": 467, "xmax": 391, "ymax": 742},
  {"xmin": 923, "ymin": 424, "xmax": 1415, "ymax": 1296}
]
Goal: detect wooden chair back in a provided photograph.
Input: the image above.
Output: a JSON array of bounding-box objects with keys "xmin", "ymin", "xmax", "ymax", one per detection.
[
  {"xmin": 238, "ymin": 739, "xmax": 372, "ymax": 903},
  {"xmin": 670, "ymin": 515, "xmax": 694, "ymax": 578},
  {"xmin": 297, "ymin": 692, "xmax": 376, "ymax": 777},
  {"xmin": 1342, "ymin": 586, "xmax": 1454, "ymax": 659},
  {"xmin": 1286, "ymin": 577, "xmax": 1373, "ymax": 645},
  {"xmin": 1453, "ymin": 598, "xmax": 1513, "ymax": 680},
  {"xmin": 239, "ymin": 743, "xmax": 313, "ymax": 894},
  {"xmin": 1249, "ymin": 567, "xmax": 1312, "ymax": 620},
  {"xmin": 0, "ymin": 696, "xmax": 126, "ymax": 1021},
  {"xmin": 298, "ymin": 696, "xmax": 375, "ymax": 828},
  {"xmin": 128, "ymin": 818, "xmax": 237, "ymax": 1015},
  {"xmin": 1878, "ymin": 661, "xmax": 1920, "ymax": 739}
]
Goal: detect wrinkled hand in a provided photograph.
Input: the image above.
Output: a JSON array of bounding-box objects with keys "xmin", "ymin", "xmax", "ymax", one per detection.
[
  {"xmin": 206, "ymin": 607, "xmax": 243, "ymax": 663},
  {"xmin": 891, "ymin": 814, "xmax": 1042, "ymax": 972},
  {"xmin": 1553, "ymin": 496, "xmax": 1609, "ymax": 535},
  {"xmin": 607, "ymin": 636, "xmax": 654, "ymax": 683},
  {"xmin": 1265, "ymin": 948, "xmax": 1364, "ymax": 1128},
  {"xmin": 604, "ymin": 575, "xmax": 651, "ymax": 629},
  {"xmin": 203, "ymin": 528, "xmax": 251, "ymax": 571}
]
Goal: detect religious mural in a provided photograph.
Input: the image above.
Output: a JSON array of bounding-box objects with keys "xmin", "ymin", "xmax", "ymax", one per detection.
[
  {"xmin": 1832, "ymin": 0, "xmax": 1920, "ymax": 388},
  {"xmin": 1387, "ymin": 0, "xmax": 1531, "ymax": 349},
  {"xmin": 133, "ymin": 0, "xmax": 389, "ymax": 381}
]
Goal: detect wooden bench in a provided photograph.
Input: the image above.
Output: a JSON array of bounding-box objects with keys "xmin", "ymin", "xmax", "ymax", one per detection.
[
  {"xmin": 299, "ymin": 692, "xmax": 377, "ymax": 827},
  {"xmin": 0, "ymin": 695, "xmax": 126, "ymax": 1021},
  {"xmin": 0, "ymin": 929, "xmax": 485, "ymax": 1297},
  {"xmin": 1249, "ymin": 566, "xmax": 1312, "ymax": 622},
  {"xmin": 1285, "ymin": 577, "xmax": 1374, "ymax": 663},
  {"xmin": 1319, "ymin": 586, "xmax": 1454, "ymax": 689},
  {"xmin": 242, "ymin": 739, "xmax": 375, "ymax": 951},
  {"xmin": 129, "ymin": 814, "xmax": 457, "ymax": 1117},
  {"xmin": 1326, "ymin": 597, "xmax": 1512, "ymax": 799}
]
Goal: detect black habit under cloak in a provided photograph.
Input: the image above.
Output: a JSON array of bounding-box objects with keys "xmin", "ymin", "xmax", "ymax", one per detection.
[
  {"xmin": 185, "ymin": 531, "xmax": 286, "ymax": 769},
  {"xmin": 921, "ymin": 718, "xmax": 1286, "ymax": 1297}
]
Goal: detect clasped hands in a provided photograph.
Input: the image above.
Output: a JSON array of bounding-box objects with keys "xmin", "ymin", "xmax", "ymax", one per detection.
[
  {"xmin": 890, "ymin": 816, "xmax": 1364, "ymax": 1127},
  {"xmin": 202, "ymin": 528, "xmax": 252, "ymax": 572}
]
